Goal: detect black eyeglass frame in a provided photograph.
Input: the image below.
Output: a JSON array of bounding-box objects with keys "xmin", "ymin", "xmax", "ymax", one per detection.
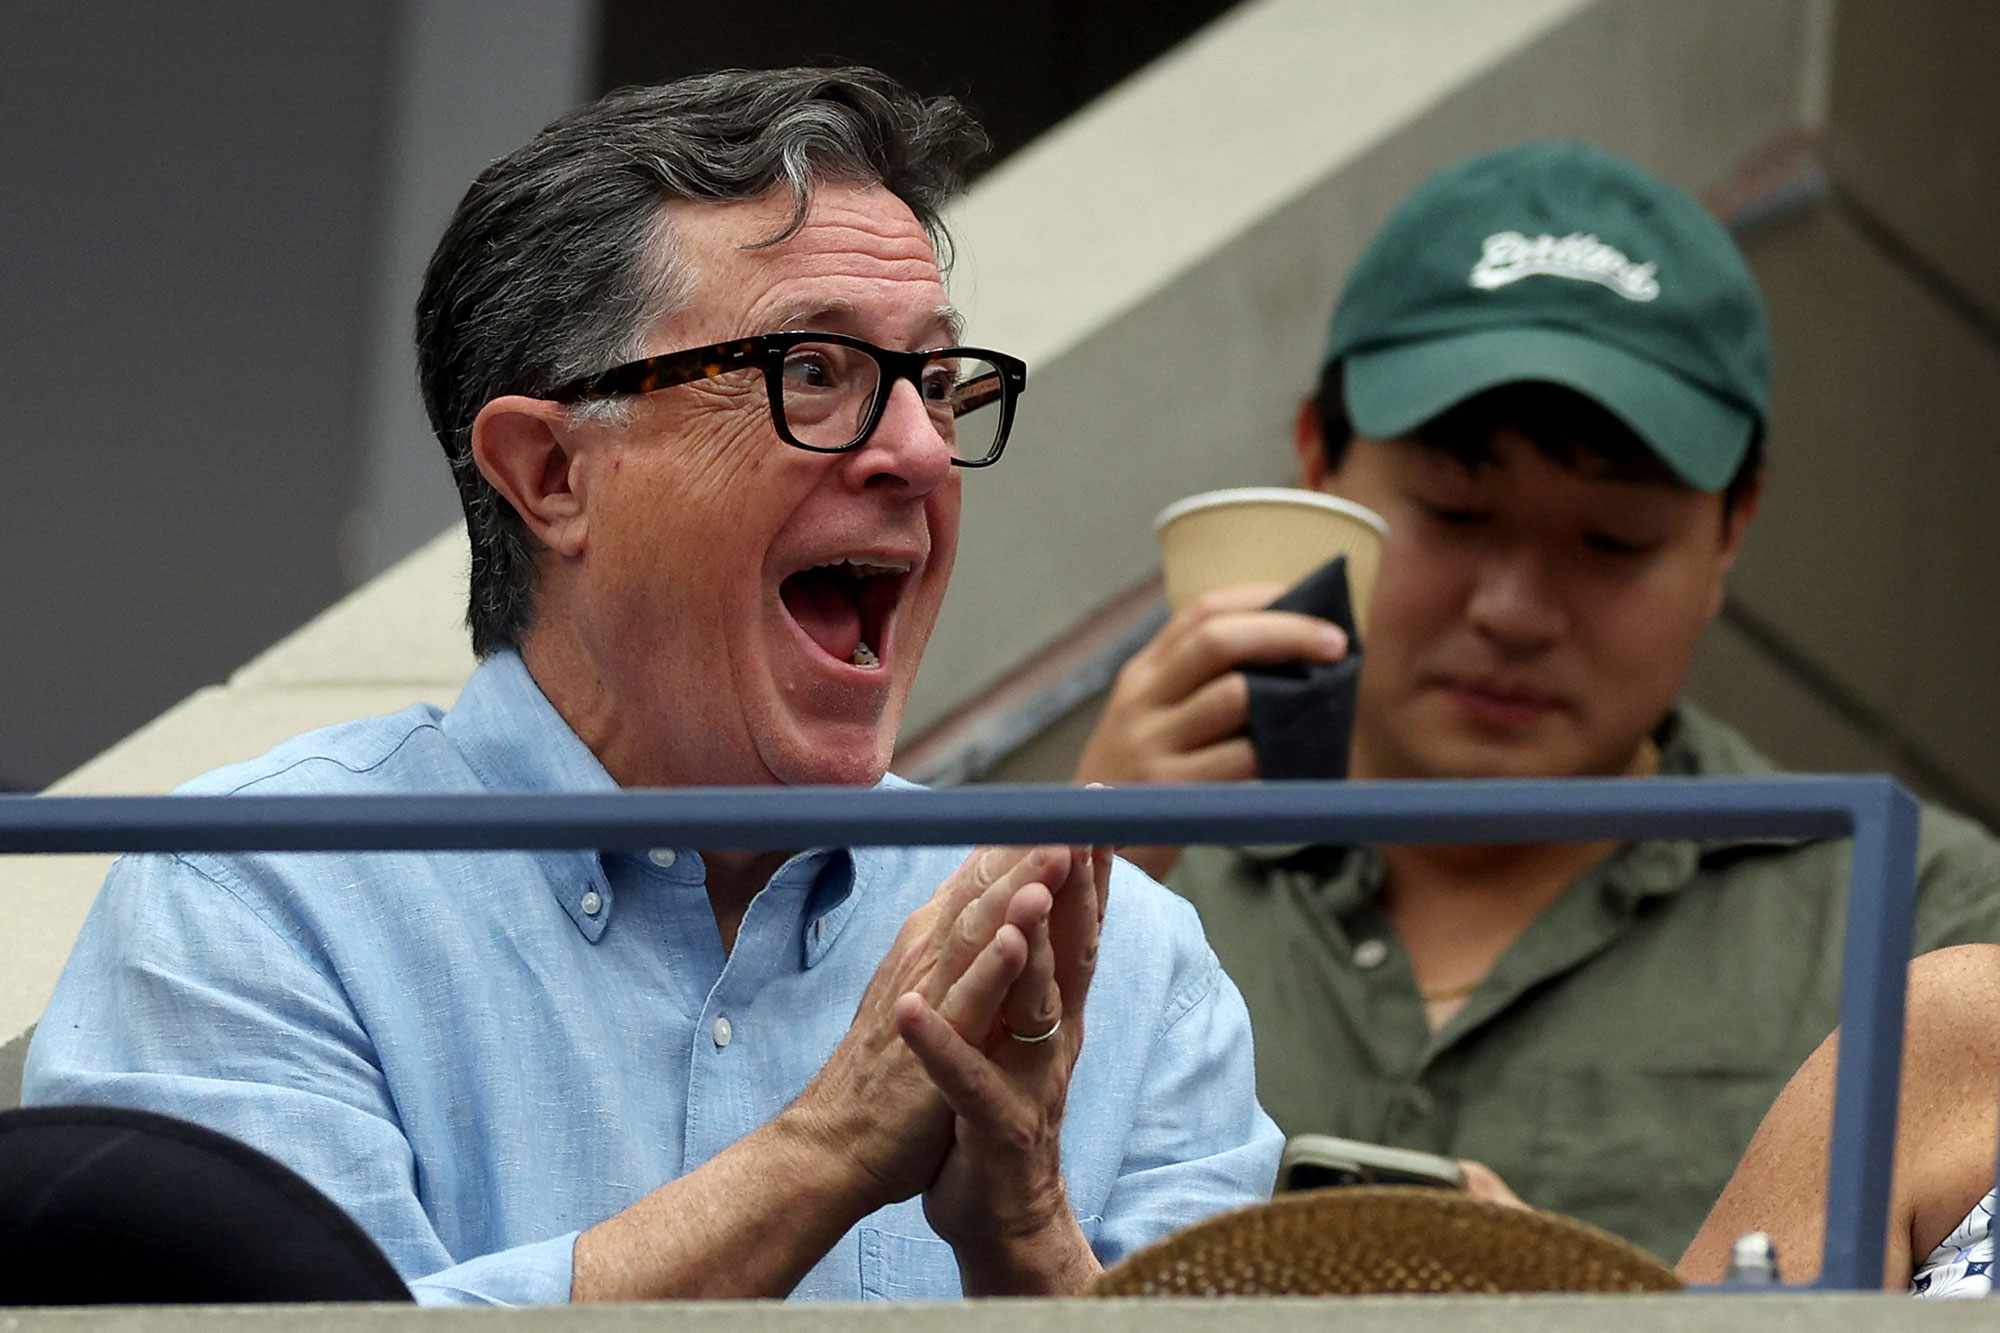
[{"xmin": 547, "ymin": 330, "xmax": 1028, "ymax": 468}]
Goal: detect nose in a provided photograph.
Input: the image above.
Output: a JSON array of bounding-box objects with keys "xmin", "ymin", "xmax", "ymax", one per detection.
[
  {"xmin": 840, "ymin": 376, "xmax": 954, "ymax": 498},
  {"xmin": 1465, "ymin": 547, "xmax": 1566, "ymax": 655}
]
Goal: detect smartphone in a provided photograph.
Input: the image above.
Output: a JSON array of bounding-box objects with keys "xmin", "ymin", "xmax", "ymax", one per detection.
[{"xmin": 1275, "ymin": 1134, "xmax": 1466, "ymax": 1194}]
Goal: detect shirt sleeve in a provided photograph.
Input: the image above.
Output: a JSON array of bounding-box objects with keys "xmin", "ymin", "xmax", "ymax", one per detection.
[
  {"xmin": 22, "ymin": 852, "xmax": 577, "ymax": 1307},
  {"xmin": 1090, "ymin": 895, "xmax": 1283, "ymax": 1266},
  {"xmin": 1911, "ymin": 808, "xmax": 2000, "ymax": 954}
]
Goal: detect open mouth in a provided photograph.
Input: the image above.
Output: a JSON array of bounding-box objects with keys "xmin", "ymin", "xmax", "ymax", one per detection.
[{"xmin": 777, "ymin": 557, "xmax": 912, "ymax": 672}]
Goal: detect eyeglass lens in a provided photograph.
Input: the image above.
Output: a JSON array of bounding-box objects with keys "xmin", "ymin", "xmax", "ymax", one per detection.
[{"xmin": 778, "ymin": 341, "xmax": 1004, "ymax": 463}]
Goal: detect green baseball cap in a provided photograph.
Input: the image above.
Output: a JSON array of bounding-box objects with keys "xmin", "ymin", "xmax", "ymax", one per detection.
[{"xmin": 1326, "ymin": 140, "xmax": 1770, "ymax": 491}]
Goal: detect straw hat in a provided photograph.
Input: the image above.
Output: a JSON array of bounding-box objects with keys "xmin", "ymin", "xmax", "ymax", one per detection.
[{"xmin": 1092, "ymin": 1187, "xmax": 1682, "ymax": 1296}]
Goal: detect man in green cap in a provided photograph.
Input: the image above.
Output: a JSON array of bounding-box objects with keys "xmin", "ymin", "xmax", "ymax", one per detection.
[{"xmin": 1073, "ymin": 140, "xmax": 2000, "ymax": 1261}]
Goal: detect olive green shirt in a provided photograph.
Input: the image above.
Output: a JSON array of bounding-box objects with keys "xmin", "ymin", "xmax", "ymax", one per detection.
[{"xmin": 1167, "ymin": 704, "xmax": 2000, "ymax": 1263}]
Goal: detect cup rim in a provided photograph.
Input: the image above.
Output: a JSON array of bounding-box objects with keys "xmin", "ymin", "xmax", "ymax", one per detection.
[{"xmin": 1153, "ymin": 486, "xmax": 1389, "ymax": 537}]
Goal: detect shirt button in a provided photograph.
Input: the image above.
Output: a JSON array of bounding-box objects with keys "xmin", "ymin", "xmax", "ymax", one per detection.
[
  {"xmin": 1400, "ymin": 1086, "xmax": 1435, "ymax": 1120},
  {"xmin": 711, "ymin": 1015, "xmax": 733, "ymax": 1049},
  {"xmin": 1352, "ymin": 939, "xmax": 1389, "ymax": 970},
  {"xmin": 579, "ymin": 890, "xmax": 603, "ymax": 917},
  {"xmin": 648, "ymin": 848, "xmax": 678, "ymax": 869}
]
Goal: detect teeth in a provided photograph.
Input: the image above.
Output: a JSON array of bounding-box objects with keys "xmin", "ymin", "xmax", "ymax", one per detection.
[
  {"xmin": 850, "ymin": 642, "xmax": 880, "ymax": 669},
  {"xmin": 815, "ymin": 557, "xmax": 911, "ymax": 579}
]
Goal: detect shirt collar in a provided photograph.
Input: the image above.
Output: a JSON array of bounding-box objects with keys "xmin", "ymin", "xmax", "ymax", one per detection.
[
  {"xmin": 1650, "ymin": 702, "xmax": 1820, "ymax": 854},
  {"xmin": 1242, "ymin": 703, "xmax": 1819, "ymax": 912},
  {"xmin": 441, "ymin": 650, "xmax": 871, "ymax": 942},
  {"xmin": 443, "ymin": 650, "xmax": 620, "ymax": 797},
  {"xmin": 438, "ymin": 652, "xmax": 633, "ymax": 941},
  {"xmin": 1582, "ymin": 704, "xmax": 1820, "ymax": 906}
]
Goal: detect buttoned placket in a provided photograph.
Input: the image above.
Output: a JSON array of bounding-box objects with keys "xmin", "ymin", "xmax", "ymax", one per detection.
[
  {"xmin": 1266, "ymin": 851, "xmax": 1424, "ymax": 1147},
  {"xmin": 1282, "ymin": 710, "xmax": 1743, "ymax": 1081},
  {"xmin": 549, "ymin": 852, "xmax": 615, "ymax": 942},
  {"xmin": 677, "ymin": 849, "xmax": 846, "ymax": 1179},
  {"xmin": 1349, "ymin": 842, "xmax": 1701, "ymax": 1153},
  {"xmin": 1288, "ymin": 851, "xmax": 1429, "ymax": 1061}
]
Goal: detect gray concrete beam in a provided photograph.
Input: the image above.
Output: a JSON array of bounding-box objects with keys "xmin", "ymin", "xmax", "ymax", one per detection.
[{"xmin": 1, "ymin": 1294, "xmax": 1989, "ymax": 1331}]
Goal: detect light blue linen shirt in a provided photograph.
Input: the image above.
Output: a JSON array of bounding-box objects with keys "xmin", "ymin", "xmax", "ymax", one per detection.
[{"xmin": 26, "ymin": 650, "xmax": 1281, "ymax": 1305}]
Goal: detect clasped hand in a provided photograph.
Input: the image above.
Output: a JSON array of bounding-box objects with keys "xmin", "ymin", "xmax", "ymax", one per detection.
[{"xmin": 794, "ymin": 840, "xmax": 1110, "ymax": 1287}]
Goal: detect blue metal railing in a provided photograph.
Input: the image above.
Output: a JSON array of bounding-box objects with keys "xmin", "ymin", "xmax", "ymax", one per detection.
[{"xmin": 0, "ymin": 775, "xmax": 1947, "ymax": 1290}]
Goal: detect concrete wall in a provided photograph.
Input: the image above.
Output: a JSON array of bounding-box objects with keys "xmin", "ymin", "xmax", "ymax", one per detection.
[
  {"xmin": 1682, "ymin": 0, "xmax": 2000, "ymax": 821},
  {"xmin": 1688, "ymin": 200, "xmax": 2000, "ymax": 817},
  {"xmin": 1, "ymin": 1, "xmax": 394, "ymax": 791},
  {"xmin": 0, "ymin": 1, "xmax": 591, "ymax": 793},
  {"xmin": 340, "ymin": 3, "xmax": 598, "ymax": 586},
  {"xmin": 1, "ymin": 529, "xmax": 475, "ymax": 1085}
]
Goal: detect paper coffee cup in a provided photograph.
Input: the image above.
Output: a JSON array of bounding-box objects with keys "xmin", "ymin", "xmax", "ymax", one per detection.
[{"xmin": 1154, "ymin": 487, "xmax": 1389, "ymax": 629}]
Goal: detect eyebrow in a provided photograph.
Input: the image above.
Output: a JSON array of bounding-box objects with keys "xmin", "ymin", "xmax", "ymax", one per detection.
[{"xmin": 765, "ymin": 299, "xmax": 965, "ymax": 347}]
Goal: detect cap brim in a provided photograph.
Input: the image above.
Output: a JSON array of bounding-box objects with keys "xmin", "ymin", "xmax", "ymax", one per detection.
[{"xmin": 1343, "ymin": 327, "xmax": 1756, "ymax": 491}]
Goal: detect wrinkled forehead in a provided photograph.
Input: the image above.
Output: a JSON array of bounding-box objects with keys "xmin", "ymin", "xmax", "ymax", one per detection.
[{"xmin": 661, "ymin": 183, "xmax": 953, "ymax": 347}]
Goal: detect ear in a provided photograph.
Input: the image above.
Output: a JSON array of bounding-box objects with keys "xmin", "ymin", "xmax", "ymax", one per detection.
[
  {"xmin": 1292, "ymin": 395, "xmax": 1330, "ymax": 491},
  {"xmin": 469, "ymin": 395, "xmax": 592, "ymax": 558},
  {"xmin": 1707, "ymin": 468, "xmax": 1763, "ymax": 617}
]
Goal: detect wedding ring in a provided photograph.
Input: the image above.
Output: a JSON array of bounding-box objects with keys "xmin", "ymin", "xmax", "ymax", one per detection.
[{"xmin": 1005, "ymin": 1015, "xmax": 1062, "ymax": 1045}]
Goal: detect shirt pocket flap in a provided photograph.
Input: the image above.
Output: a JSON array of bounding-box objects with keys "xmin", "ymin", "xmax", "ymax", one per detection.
[
  {"xmin": 857, "ymin": 1216, "xmax": 1105, "ymax": 1300},
  {"xmin": 858, "ymin": 1227, "xmax": 960, "ymax": 1302}
]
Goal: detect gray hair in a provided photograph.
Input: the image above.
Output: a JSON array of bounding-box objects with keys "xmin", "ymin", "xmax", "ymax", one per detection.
[{"xmin": 415, "ymin": 67, "xmax": 989, "ymax": 658}]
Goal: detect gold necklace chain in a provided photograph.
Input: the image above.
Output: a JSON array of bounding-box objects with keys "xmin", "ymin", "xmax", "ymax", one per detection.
[{"xmin": 1418, "ymin": 977, "xmax": 1485, "ymax": 1004}]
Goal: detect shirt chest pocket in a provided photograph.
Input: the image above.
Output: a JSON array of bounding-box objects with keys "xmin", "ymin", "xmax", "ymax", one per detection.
[
  {"xmin": 857, "ymin": 1215, "xmax": 1105, "ymax": 1300},
  {"xmin": 1518, "ymin": 1064, "xmax": 1787, "ymax": 1260},
  {"xmin": 858, "ymin": 1228, "xmax": 961, "ymax": 1301}
]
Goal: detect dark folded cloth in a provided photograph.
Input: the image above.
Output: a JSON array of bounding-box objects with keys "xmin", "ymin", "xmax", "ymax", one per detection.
[
  {"xmin": 0, "ymin": 1104, "xmax": 412, "ymax": 1305},
  {"xmin": 1243, "ymin": 555, "xmax": 1363, "ymax": 781}
]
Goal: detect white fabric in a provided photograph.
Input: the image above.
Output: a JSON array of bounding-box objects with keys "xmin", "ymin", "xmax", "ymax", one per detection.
[{"xmin": 1911, "ymin": 1188, "xmax": 1995, "ymax": 1299}]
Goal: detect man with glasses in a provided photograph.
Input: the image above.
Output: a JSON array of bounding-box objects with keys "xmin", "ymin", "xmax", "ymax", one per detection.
[
  {"xmin": 1073, "ymin": 141, "xmax": 2000, "ymax": 1261},
  {"xmin": 26, "ymin": 69, "xmax": 1279, "ymax": 1304}
]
